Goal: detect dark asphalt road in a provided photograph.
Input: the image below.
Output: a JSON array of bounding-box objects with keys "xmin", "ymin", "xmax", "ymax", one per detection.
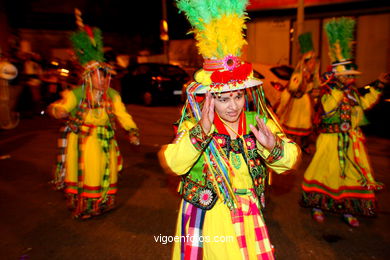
[{"xmin": 0, "ymin": 104, "xmax": 389, "ymax": 260}]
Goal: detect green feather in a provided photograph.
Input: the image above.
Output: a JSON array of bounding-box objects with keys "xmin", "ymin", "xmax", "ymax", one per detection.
[
  {"xmin": 325, "ymin": 17, "xmax": 355, "ymax": 61},
  {"xmin": 70, "ymin": 28, "xmax": 104, "ymax": 65},
  {"xmin": 298, "ymin": 32, "xmax": 314, "ymax": 54},
  {"xmin": 176, "ymin": 0, "xmax": 248, "ymax": 29}
]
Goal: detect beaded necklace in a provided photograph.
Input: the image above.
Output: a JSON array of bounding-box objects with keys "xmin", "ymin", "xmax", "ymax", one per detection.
[{"xmin": 215, "ymin": 112, "xmax": 248, "ymax": 170}]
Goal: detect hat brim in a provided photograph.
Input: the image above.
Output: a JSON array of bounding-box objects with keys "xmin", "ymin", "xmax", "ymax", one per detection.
[
  {"xmin": 193, "ymin": 78, "xmax": 263, "ymax": 94},
  {"xmin": 335, "ymin": 70, "xmax": 362, "ymax": 76}
]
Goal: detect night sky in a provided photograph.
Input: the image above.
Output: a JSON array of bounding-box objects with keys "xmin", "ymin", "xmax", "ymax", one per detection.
[{"xmin": 4, "ymin": 0, "xmax": 191, "ymax": 39}]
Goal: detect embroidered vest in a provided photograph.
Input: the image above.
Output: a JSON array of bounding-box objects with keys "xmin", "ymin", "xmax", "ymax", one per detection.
[
  {"xmin": 179, "ymin": 113, "xmax": 269, "ymax": 210},
  {"xmin": 318, "ymin": 88, "xmax": 360, "ymax": 133},
  {"xmin": 66, "ymin": 87, "xmax": 117, "ymax": 133}
]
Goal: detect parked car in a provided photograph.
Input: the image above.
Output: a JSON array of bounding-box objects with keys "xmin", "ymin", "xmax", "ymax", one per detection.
[
  {"xmin": 121, "ymin": 63, "xmax": 190, "ymax": 105},
  {"xmin": 252, "ymin": 63, "xmax": 294, "ymax": 109}
]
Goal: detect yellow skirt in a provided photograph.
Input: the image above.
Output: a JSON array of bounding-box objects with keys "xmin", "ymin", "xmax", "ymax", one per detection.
[
  {"xmin": 63, "ymin": 126, "xmax": 121, "ymax": 217},
  {"xmin": 277, "ymin": 91, "xmax": 313, "ymax": 136},
  {"xmin": 302, "ymin": 130, "xmax": 378, "ymax": 216}
]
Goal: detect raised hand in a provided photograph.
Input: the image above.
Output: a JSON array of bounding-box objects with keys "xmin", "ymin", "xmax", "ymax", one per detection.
[
  {"xmin": 249, "ymin": 115, "xmax": 276, "ymax": 151},
  {"xmin": 378, "ymin": 72, "xmax": 390, "ymax": 86},
  {"xmin": 129, "ymin": 135, "xmax": 140, "ymax": 146},
  {"xmin": 200, "ymin": 92, "xmax": 215, "ymax": 134},
  {"xmin": 49, "ymin": 106, "xmax": 69, "ymax": 119}
]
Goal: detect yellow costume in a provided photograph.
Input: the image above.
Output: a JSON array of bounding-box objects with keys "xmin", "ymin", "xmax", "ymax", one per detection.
[
  {"xmin": 160, "ymin": 112, "xmax": 299, "ymax": 259},
  {"xmin": 302, "ymin": 17, "xmax": 384, "ymax": 219},
  {"xmin": 276, "ymin": 33, "xmax": 320, "ymax": 137},
  {"xmin": 164, "ymin": 1, "xmax": 300, "ymax": 258},
  {"xmin": 51, "ymin": 87, "xmax": 138, "ymax": 218},
  {"xmin": 302, "ymin": 85, "xmax": 383, "ymax": 216},
  {"xmin": 276, "ymin": 76, "xmax": 315, "ymax": 136},
  {"xmin": 50, "ymin": 12, "xmax": 139, "ymax": 219}
]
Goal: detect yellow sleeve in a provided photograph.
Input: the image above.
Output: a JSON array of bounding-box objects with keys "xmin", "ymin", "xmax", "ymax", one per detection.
[
  {"xmin": 359, "ymin": 87, "xmax": 382, "ymax": 110},
  {"xmin": 321, "ymin": 88, "xmax": 343, "ymax": 113},
  {"xmin": 112, "ymin": 94, "xmax": 138, "ymax": 131},
  {"xmin": 256, "ymin": 119, "xmax": 301, "ymax": 174},
  {"xmin": 159, "ymin": 120, "xmax": 214, "ymax": 176},
  {"xmin": 50, "ymin": 90, "xmax": 77, "ymax": 118}
]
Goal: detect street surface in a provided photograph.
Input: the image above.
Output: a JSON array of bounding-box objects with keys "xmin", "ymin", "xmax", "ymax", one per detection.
[{"xmin": 0, "ymin": 104, "xmax": 389, "ymax": 260}]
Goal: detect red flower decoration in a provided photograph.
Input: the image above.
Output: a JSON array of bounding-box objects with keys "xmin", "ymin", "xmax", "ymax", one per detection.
[
  {"xmin": 210, "ymin": 63, "xmax": 252, "ymax": 84},
  {"xmin": 234, "ymin": 63, "xmax": 252, "ymax": 81},
  {"xmin": 244, "ymin": 137, "xmax": 256, "ymax": 149},
  {"xmin": 211, "ymin": 70, "xmax": 233, "ymax": 84},
  {"xmin": 214, "ymin": 136, "xmax": 227, "ymax": 147}
]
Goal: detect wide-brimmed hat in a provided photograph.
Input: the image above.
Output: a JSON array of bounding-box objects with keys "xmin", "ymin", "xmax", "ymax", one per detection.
[
  {"xmin": 177, "ymin": 0, "xmax": 262, "ymax": 94},
  {"xmin": 324, "ymin": 17, "xmax": 361, "ymax": 76}
]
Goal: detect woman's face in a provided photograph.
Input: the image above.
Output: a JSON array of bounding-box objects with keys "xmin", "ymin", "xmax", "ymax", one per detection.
[
  {"xmin": 91, "ymin": 68, "xmax": 109, "ymax": 91},
  {"xmin": 213, "ymin": 90, "xmax": 245, "ymax": 123},
  {"xmin": 304, "ymin": 57, "xmax": 316, "ymax": 74},
  {"xmin": 338, "ymin": 75, "xmax": 356, "ymax": 87}
]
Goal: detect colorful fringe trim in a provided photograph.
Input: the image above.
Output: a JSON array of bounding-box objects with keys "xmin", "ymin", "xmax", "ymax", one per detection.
[
  {"xmin": 66, "ymin": 194, "xmax": 115, "ymax": 219},
  {"xmin": 301, "ymin": 191, "xmax": 377, "ymax": 217}
]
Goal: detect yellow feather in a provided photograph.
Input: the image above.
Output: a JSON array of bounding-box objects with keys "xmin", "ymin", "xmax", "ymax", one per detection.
[{"xmin": 196, "ymin": 14, "xmax": 247, "ymax": 59}]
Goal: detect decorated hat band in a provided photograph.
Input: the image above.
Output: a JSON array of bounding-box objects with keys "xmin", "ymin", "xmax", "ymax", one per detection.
[
  {"xmin": 83, "ymin": 61, "xmax": 115, "ymax": 76},
  {"xmin": 203, "ymin": 55, "xmax": 241, "ymax": 72},
  {"xmin": 331, "ymin": 60, "xmax": 361, "ymax": 75},
  {"xmin": 193, "ymin": 57, "xmax": 262, "ymax": 94}
]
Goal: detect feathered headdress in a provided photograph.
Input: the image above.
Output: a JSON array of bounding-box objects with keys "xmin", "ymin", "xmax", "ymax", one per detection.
[
  {"xmin": 70, "ymin": 9, "xmax": 113, "ymax": 102},
  {"xmin": 324, "ymin": 17, "xmax": 360, "ymax": 75},
  {"xmin": 286, "ymin": 32, "xmax": 320, "ymax": 97},
  {"xmin": 177, "ymin": 0, "xmax": 261, "ymax": 94},
  {"xmin": 70, "ymin": 9, "xmax": 108, "ymax": 72},
  {"xmin": 298, "ymin": 32, "xmax": 314, "ymax": 55}
]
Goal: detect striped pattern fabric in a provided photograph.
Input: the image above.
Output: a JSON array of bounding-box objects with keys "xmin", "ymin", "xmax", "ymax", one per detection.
[
  {"xmin": 181, "ymin": 201, "xmax": 206, "ymax": 260},
  {"xmin": 336, "ymin": 130, "xmax": 383, "ymax": 189},
  {"xmin": 76, "ymin": 125, "xmax": 115, "ymax": 201},
  {"xmin": 231, "ymin": 189, "xmax": 274, "ymax": 260},
  {"xmin": 96, "ymin": 125, "xmax": 115, "ymax": 202},
  {"xmin": 266, "ymin": 136, "xmax": 284, "ymax": 164},
  {"xmin": 203, "ymin": 59, "xmax": 226, "ymax": 71},
  {"xmin": 53, "ymin": 126, "xmax": 71, "ymax": 189},
  {"xmin": 302, "ymin": 179, "xmax": 375, "ymax": 200},
  {"xmin": 349, "ymin": 129, "xmax": 382, "ymax": 189},
  {"xmin": 65, "ymin": 182, "xmax": 118, "ymax": 197},
  {"xmin": 337, "ymin": 133, "xmax": 349, "ymax": 178},
  {"xmin": 63, "ymin": 124, "xmax": 118, "ymax": 218},
  {"xmin": 282, "ymin": 124, "xmax": 311, "ymax": 136}
]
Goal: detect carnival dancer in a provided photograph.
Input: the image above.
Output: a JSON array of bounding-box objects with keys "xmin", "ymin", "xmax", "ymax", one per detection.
[
  {"xmin": 276, "ymin": 32, "xmax": 321, "ymax": 153},
  {"xmin": 49, "ymin": 9, "xmax": 139, "ymax": 219},
  {"xmin": 159, "ymin": 1, "xmax": 300, "ymax": 259},
  {"xmin": 301, "ymin": 17, "xmax": 386, "ymax": 227}
]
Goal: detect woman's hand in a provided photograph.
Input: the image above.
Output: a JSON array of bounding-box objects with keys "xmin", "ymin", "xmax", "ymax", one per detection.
[
  {"xmin": 129, "ymin": 135, "xmax": 140, "ymax": 146},
  {"xmin": 200, "ymin": 92, "xmax": 214, "ymax": 134},
  {"xmin": 378, "ymin": 72, "xmax": 390, "ymax": 87},
  {"xmin": 49, "ymin": 105, "xmax": 68, "ymax": 119},
  {"xmin": 249, "ymin": 115, "xmax": 276, "ymax": 151}
]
